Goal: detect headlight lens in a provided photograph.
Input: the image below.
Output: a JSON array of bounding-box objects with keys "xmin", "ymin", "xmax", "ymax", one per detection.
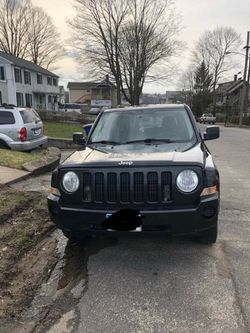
[
  {"xmin": 62, "ymin": 172, "xmax": 79, "ymax": 193},
  {"xmin": 176, "ymin": 170, "xmax": 199, "ymax": 193}
]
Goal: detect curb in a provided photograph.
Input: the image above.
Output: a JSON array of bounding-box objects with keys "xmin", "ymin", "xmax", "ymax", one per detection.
[
  {"xmin": 4, "ymin": 171, "xmax": 31, "ymax": 186},
  {"xmin": 47, "ymin": 137, "xmax": 78, "ymax": 149},
  {"xmin": 22, "ymin": 147, "xmax": 61, "ymax": 176}
]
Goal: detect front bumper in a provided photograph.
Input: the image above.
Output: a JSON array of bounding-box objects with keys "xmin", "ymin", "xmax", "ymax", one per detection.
[{"xmin": 48, "ymin": 194, "xmax": 219, "ymax": 236}]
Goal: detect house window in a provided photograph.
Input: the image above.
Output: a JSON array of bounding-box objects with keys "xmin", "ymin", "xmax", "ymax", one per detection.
[
  {"xmin": 25, "ymin": 93, "xmax": 32, "ymax": 107},
  {"xmin": 53, "ymin": 78, "xmax": 57, "ymax": 86},
  {"xmin": 0, "ymin": 91, "xmax": 2, "ymax": 105},
  {"xmin": 14, "ymin": 68, "xmax": 22, "ymax": 83},
  {"xmin": 24, "ymin": 71, "xmax": 31, "ymax": 85},
  {"xmin": 37, "ymin": 73, "xmax": 43, "ymax": 84},
  {"xmin": 47, "ymin": 76, "xmax": 52, "ymax": 85},
  {"xmin": 16, "ymin": 93, "xmax": 24, "ymax": 107},
  {"xmin": 0, "ymin": 67, "xmax": 5, "ymax": 81},
  {"xmin": 48, "ymin": 95, "xmax": 52, "ymax": 103}
]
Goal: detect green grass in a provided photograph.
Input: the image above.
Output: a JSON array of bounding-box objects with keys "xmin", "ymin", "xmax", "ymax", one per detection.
[
  {"xmin": 43, "ymin": 121, "xmax": 83, "ymax": 139},
  {"xmin": 0, "ymin": 148, "xmax": 47, "ymax": 169}
]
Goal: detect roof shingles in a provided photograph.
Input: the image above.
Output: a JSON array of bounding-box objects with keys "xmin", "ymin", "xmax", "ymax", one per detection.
[{"xmin": 0, "ymin": 51, "xmax": 59, "ymax": 77}]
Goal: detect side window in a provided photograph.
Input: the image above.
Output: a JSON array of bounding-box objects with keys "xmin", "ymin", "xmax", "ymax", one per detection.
[
  {"xmin": 14, "ymin": 68, "xmax": 22, "ymax": 83},
  {"xmin": 25, "ymin": 94, "xmax": 32, "ymax": 107},
  {"xmin": 16, "ymin": 93, "xmax": 24, "ymax": 107},
  {"xmin": 19, "ymin": 110, "xmax": 40, "ymax": 124},
  {"xmin": 37, "ymin": 73, "xmax": 43, "ymax": 84},
  {"xmin": 24, "ymin": 71, "xmax": 31, "ymax": 85},
  {"xmin": 47, "ymin": 77, "xmax": 52, "ymax": 85},
  {"xmin": 0, "ymin": 111, "xmax": 15, "ymax": 124},
  {"xmin": 0, "ymin": 67, "xmax": 5, "ymax": 81}
]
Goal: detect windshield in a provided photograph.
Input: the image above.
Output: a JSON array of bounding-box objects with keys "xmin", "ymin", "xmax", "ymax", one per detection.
[{"xmin": 89, "ymin": 108, "xmax": 197, "ymax": 146}]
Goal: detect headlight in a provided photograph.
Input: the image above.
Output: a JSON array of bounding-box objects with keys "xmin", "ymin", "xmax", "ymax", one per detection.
[
  {"xmin": 176, "ymin": 170, "xmax": 198, "ymax": 193},
  {"xmin": 62, "ymin": 172, "xmax": 79, "ymax": 193}
]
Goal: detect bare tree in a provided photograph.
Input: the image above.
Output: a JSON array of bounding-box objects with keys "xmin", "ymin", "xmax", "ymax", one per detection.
[
  {"xmin": 0, "ymin": 0, "xmax": 62, "ymax": 69},
  {"xmin": 70, "ymin": 0, "xmax": 128, "ymax": 105},
  {"xmin": 0, "ymin": 0, "xmax": 31, "ymax": 58},
  {"xmin": 70, "ymin": 0, "xmax": 181, "ymax": 105},
  {"xmin": 193, "ymin": 26, "xmax": 242, "ymax": 113},
  {"xmin": 27, "ymin": 6, "xmax": 63, "ymax": 69},
  {"xmin": 118, "ymin": 0, "xmax": 181, "ymax": 105}
]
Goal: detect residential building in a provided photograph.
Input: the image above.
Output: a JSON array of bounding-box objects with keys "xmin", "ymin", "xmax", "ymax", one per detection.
[
  {"xmin": 166, "ymin": 91, "xmax": 186, "ymax": 104},
  {"xmin": 67, "ymin": 76, "xmax": 117, "ymax": 109},
  {"xmin": 215, "ymin": 76, "xmax": 250, "ymax": 116},
  {"xmin": 0, "ymin": 51, "xmax": 59, "ymax": 110},
  {"xmin": 142, "ymin": 93, "xmax": 166, "ymax": 104}
]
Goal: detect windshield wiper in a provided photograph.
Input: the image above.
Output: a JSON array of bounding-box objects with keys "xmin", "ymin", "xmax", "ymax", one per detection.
[
  {"xmin": 88, "ymin": 140, "xmax": 121, "ymax": 145},
  {"xmin": 125, "ymin": 138, "xmax": 176, "ymax": 144}
]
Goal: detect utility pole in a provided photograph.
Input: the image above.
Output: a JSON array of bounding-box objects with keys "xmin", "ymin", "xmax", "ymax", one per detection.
[{"xmin": 239, "ymin": 31, "xmax": 250, "ymax": 127}]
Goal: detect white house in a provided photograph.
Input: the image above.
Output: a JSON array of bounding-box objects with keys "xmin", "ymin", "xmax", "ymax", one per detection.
[{"xmin": 0, "ymin": 51, "xmax": 59, "ymax": 111}]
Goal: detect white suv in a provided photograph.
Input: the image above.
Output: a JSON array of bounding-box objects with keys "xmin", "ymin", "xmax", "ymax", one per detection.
[{"xmin": 0, "ymin": 106, "xmax": 48, "ymax": 151}]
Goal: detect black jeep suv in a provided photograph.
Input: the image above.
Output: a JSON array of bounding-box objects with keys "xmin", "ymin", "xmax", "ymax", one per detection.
[{"xmin": 48, "ymin": 105, "xmax": 220, "ymax": 244}]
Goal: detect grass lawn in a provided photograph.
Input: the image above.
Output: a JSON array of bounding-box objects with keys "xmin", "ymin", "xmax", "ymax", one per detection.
[
  {"xmin": 43, "ymin": 121, "xmax": 83, "ymax": 139},
  {"xmin": 0, "ymin": 148, "xmax": 47, "ymax": 169}
]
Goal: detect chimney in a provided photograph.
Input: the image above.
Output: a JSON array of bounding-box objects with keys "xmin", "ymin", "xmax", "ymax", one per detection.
[
  {"xmin": 234, "ymin": 74, "xmax": 237, "ymax": 82},
  {"xmin": 106, "ymin": 74, "xmax": 109, "ymax": 82}
]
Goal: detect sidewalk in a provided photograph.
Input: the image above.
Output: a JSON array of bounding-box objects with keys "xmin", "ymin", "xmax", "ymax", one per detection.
[{"xmin": 0, "ymin": 166, "xmax": 30, "ymax": 185}]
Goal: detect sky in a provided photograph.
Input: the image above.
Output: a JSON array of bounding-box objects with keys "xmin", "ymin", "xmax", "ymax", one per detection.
[{"xmin": 32, "ymin": 0, "xmax": 250, "ymax": 93}]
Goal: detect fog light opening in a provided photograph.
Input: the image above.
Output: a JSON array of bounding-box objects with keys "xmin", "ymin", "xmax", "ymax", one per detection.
[
  {"xmin": 102, "ymin": 209, "xmax": 142, "ymax": 231},
  {"xmin": 203, "ymin": 206, "xmax": 216, "ymax": 218}
]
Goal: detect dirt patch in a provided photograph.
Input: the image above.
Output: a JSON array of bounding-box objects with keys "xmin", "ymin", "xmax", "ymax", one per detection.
[{"xmin": 0, "ymin": 185, "xmax": 58, "ymax": 323}]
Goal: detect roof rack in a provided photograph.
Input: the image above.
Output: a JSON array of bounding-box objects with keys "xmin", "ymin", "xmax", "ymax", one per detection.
[{"xmin": 0, "ymin": 104, "xmax": 16, "ymax": 109}]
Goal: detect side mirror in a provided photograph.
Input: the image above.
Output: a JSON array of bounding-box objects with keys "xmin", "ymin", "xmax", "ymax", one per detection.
[
  {"xmin": 203, "ymin": 126, "xmax": 220, "ymax": 141},
  {"xmin": 83, "ymin": 123, "xmax": 93, "ymax": 136},
  {"xmin": 73, "ymin": 132, "xmax": 86, "ymax": 146}
]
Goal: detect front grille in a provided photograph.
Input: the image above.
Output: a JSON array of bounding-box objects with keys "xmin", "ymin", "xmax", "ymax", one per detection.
[{"xmin": 82, "ymin": 170, "xmax": 172, "ymax": 205}]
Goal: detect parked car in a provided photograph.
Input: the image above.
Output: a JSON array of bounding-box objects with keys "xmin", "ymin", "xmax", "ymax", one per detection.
[
  {"xmin": 200, "ymin": 113, "xmax": 216, "ymax": 124},
  {"xmin": 0, "ymin": 106, "xmax": 48, "ymax": 151},
  {"xmin": 89, "ymin": 107, "xmax": 100, "ymax": 115},
  {"xmin": 48, "ymin": 104, "xmax": 220, "ymax": 244}
]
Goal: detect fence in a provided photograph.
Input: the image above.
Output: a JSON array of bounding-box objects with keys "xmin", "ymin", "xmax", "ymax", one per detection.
[
  {"xmin": 36, "ymin": 110, "xmax": 96, "ymax": 125},
  {"xmin": 215, "ymin": 105, "xmax": 250, "ymax": 126}
]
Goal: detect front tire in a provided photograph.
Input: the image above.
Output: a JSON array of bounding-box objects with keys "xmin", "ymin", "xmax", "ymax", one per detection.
[{"xmin": 197, "ymin": 224, "xmax": 218, "ymax": 245}]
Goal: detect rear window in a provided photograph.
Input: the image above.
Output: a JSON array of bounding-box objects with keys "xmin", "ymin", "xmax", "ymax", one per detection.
[
  {"xmin": 0, "ymin": 111, "xmax": 15, "ymax": 124},
  {"xmin": 19, "ymin": 109, "xmax": 41, "ymax": 124}
]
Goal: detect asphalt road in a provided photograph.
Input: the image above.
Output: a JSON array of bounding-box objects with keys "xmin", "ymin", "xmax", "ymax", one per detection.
[{"xmin": 13, "ymin": 125, "xmax": 250, "ymax": 333}]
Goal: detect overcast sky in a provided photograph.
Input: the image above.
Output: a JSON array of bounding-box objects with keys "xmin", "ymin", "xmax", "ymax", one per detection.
[{"xmin": 32, "ymin": 0, "xmax": 250, "ymax": 93}]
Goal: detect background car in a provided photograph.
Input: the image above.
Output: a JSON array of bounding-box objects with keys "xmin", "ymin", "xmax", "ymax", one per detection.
[
  {"xmin": 200, "ymin": 113, "xmax": 216, "ymax": 124},
  {"xmin": 0, "ymin": 106, "xmax": 48, "ymax": 151}
]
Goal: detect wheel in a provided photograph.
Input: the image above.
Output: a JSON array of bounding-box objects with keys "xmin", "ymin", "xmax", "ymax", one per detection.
[
  {"xmin": 0, "ymin": 140, "xmax": 9, "ymax": 149},
  {"xmin": 197, "ymin": 224, "xmax": 217, "ymax": 245},
  {"xmin": 61, "ymin": 229, "xmax": 91, "ymax": 242}
]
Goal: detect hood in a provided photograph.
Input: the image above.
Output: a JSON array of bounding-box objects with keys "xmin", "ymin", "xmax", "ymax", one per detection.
[{"xmin": 61, "ymin": 143, "xmax": 206, "ymax": 168}]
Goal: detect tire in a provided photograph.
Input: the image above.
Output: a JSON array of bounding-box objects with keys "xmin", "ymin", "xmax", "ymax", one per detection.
[
  {"xmin": 197, "ymin": 224, "xmax": 218, "ymax": 245},
  {"xmin": 62, "ymin": 229, "xmax": 91, "ymax": 242},
  {"xmin": 0, "ymin": 140, "xmax": 9, "ymax": 149}
]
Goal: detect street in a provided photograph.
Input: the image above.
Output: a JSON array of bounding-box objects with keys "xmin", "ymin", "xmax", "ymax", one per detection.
[{"xmin": 10, "ymin": 125, "xmax": 250, "ymax": 333}]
